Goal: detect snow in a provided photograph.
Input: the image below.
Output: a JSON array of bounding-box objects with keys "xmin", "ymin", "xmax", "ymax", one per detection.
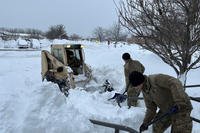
[
  {"xmin": 17, "ymin": 38, "xmax": 28, "ymax": 45},
  {"xmin": 0, "ymin": 39, "xmax": 200, "ymax": 133},
  {"xmin": 31, "ymin": 39, "xmax": 42, "ymax": 49}
]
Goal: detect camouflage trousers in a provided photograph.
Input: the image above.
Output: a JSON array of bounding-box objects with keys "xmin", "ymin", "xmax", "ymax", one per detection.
[
  {"xmin": 127, "ymin": 86, "xmax": 141, "ymax": 107},
  {"xmin": 153, "ymin": 110, "xmax": 192, "ymax": 133}
]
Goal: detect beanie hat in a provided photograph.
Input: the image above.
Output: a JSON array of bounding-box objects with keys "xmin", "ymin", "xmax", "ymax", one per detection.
[
  {"xmin": 129, "ymin": 71, "xmax": 145, "ymax": 87},
  {"xmin": 122, "ymin": 53, "xmax": 131, "ymax": 60}
]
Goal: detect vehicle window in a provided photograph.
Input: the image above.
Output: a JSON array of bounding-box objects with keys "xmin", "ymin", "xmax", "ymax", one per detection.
[
  {"xmin": 52, "ymin": 48, "xmax": 63, "ymax": 63},
  {"xmin": 65, "ymin": 48, "xmax": 83, "ymax": 75},
  {"xmin": 74, "ymin": 49, "xmax": 81, "ymax": 60},
  {"xmin": 66, "ymin": 49, "xmax": 82, "ymax": 61}
]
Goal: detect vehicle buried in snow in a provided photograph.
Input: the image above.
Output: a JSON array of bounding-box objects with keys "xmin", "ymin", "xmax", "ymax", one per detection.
[
  {"xmin": 41, "ymin": 44, "xmax": 92, "ymax": 96},
  {"xmin": 17, "ymin": 38, "xmax": 30, "ymax": 49}
]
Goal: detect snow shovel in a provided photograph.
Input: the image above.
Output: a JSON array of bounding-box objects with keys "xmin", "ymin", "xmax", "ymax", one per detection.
[
  {"xmin": 107, "ymin": 84, "xmax": 131, "ymax": 107},
  {"xmin": 90, "ymin": 119, "xmax": 140, "ymax": 133},
  {"xmin": 139, "ymin": 105, "xmax": 179, "ymax": 133},
  {"xmin": 108, "ymin": 93, "xmax": 144, "ymax": 107},
  {"xmin": 108, "ymin": 93, "xmax": 128, "ymax": 107}
]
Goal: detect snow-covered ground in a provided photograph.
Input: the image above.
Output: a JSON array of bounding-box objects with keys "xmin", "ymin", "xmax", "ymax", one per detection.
[{"xmin": 0, "ymin": 39, "xmax": 199, "ymax": 133}]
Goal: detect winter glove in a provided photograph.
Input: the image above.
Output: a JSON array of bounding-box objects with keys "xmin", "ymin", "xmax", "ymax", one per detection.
[
  {"xmin": 170, "ymin": 105, "xmax": 179, "ymax": 113},
  {"xmin": 170, "ymin": 103, "xmax": 190, "ymax": 113},
  {"xmin": 139, "ymin": 123, "xmax": 148, "ymax": 132}
]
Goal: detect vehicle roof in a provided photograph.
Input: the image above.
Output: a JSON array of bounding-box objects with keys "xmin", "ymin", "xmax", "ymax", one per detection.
[{"xmin": 51, "ymin": 44, "xmax": 83, "ymax": 49}]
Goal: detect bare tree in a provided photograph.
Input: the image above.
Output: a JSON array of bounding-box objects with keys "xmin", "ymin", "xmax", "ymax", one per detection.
[
  {"xmin": 117, "ymin": 0, "xmax": 200, "ymax": 86},
  {"xmin": 46, "ymin": 24, "xmax": 68, "ymax": 40},
  {"xmin": 93, "ymin": 27, "xmax": 106, "ymax": 42},
  {"xmin": 0, "ymin": 27, "xmax": 44, "ymax": 40},
  {"xmin": 107, "ymin": 22, "xmax": 127, "ymax": 43},
  {"xmin": 70, "ymin": 33, "xmax": 82, "ymax": 41},
  {"xmin": 26, "ymin": 28, "xmax": 44, "ymax": 39}
]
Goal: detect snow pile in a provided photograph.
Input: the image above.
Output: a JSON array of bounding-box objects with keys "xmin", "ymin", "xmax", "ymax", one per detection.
[{"xmin": 0, "ymin": 40, "xmax": 200, "ymax": 133}]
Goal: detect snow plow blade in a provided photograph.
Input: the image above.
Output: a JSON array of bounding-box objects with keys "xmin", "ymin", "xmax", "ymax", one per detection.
[{"xmin": 90, "ymin": 119, "xmax": 139, "ymax": 133}]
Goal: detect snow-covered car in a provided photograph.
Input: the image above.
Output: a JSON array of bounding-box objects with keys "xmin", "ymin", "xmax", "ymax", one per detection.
[{"xmin": 17, "ymin": 38, "xmax": 30, "ymax": 49}]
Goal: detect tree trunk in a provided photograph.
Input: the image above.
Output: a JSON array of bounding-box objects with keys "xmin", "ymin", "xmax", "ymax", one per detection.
[{"xmin": 177, "ymin": 71, "xmax": 188, "ymax": 91}]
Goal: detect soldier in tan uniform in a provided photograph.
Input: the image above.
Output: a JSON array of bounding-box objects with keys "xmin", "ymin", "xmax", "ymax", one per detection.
[
  {"xmin": 122, "ymin": 53, "xmax": 145, "ymax": 107},
  {"xmin": 128, "ymin": 71, "xmax": 193, "ymax": 133}
]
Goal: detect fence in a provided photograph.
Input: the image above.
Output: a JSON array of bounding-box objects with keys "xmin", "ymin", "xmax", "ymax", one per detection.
[
  {"xmin": 185, "ymin": 84, "xmax": 200, "ymax": 88},
  {"xmin": 186, "ymin": 84, "xmax": 200, "ymax": 124}
]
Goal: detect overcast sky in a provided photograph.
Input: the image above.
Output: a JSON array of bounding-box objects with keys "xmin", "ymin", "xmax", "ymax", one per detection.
[{"xmin": 0, "ymin": 0, "xmax": 120, "ymax": 37}]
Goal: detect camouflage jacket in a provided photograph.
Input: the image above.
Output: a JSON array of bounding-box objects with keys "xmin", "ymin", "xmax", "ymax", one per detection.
[
  {"xmin": 142, "ymin": 74, "xmax": 193, "ymax": 124},
  {"xmin": 124, "ymin": 59, "xmax": 145, "ymax": 86}
]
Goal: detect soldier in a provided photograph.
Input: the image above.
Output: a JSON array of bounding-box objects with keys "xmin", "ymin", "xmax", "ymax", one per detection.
[
  {"xmin": 67, "ymin": 50, "xmax": 81, "ymax": 75},
  {"xmin": 122, "ymin": 53, "xmax": 145, "ymax": 108},
  {"xmin": 128, "ymin": 71, "xmax": 193, "ymax": 133}
]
